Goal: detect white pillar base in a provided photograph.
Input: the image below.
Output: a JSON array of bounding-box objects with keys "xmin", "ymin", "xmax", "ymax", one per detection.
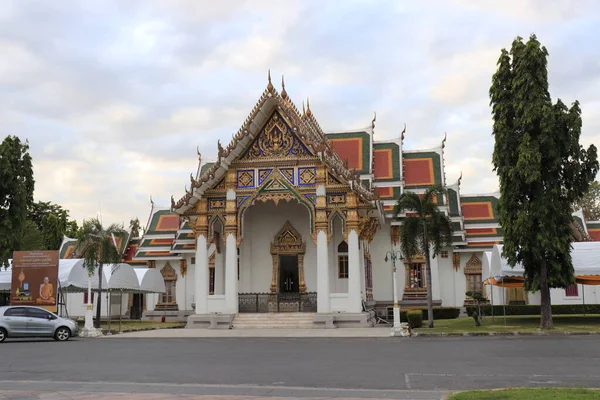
[
  {"xmin": 80, "ymin": 327, "xmax": 102, "ymax": 337},
  {"xmin": 390, "ymin": 322, "xmax": 411, "ymax": 337}
]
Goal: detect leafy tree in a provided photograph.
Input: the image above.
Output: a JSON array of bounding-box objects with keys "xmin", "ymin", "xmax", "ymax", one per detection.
[
  {"xmin": 21, "ymin": 220, "xmax": 45, "ymax": 251},
  {"xmin": 394, "ymin": 185, "xmax": 453, "ymax": 328},
  {"xmin": 490, "ymin": 35, "xmax": 598, "ymax": 329},
  {"xmin": 574, "ymin": 181, "xmax": 600, "ymax": 221},
  {"xmin": 75, "ymin": 218, "xmax": 126, "ymax": 328},
  {"xmin": 0, "ymin": 136, "xmax": 35, "ymax": 269},
  {"xmin": 26, "ymin": 201, "xmax": 80, "ymax": 250}
]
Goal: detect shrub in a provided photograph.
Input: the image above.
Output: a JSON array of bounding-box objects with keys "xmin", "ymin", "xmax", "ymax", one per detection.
[
  {"xmin": 465, "ymin": 304, "xmax": 600, "ymax": 317},
  {"xmin": 406, "ymin": 310, "xmax": 423, "ymax": 329},
  {"xmin": 398, "ymin": 307, "xmax": 460, "ymax": 322}
]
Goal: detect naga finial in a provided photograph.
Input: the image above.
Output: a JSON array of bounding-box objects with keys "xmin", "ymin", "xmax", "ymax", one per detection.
[
  {"xmin": 401, "ymin": 123, "xmax": 406, "ymax": 141},
  {"xmin": 458, "ymin": 171, "xmax": 463, "ymax": 186},
  {"xmin": 171, "ymin": 195, "xmax": 175, "ymax": 209},
  {"xmin": 442, "ymin": 132, "xmax": 447, "ymax": 148},
  {"xmin": 150, "ymin": 195, "xmax": 154, "ymax": 206},
  {"xmin": 371, "ymin": 111, "xmax": 376, "ymax": 130},
  {"xmin": 217, "ymin": 139, "xmax": 224, "ymax": 156}
]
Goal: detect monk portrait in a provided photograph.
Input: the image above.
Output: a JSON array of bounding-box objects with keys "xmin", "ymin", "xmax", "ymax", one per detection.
[{"xmin": 36, "ymin": 276, "xmax": 55, "ymax": 305}]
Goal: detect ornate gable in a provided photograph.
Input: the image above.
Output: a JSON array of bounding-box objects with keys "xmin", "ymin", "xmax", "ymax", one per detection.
[
  {"xmin": 464, "ymin": 254, "xmax": 482, "ymax": 275},
  {"xmin": 240, "ymin": 110, "xmax": 313, "ymax": 161}
]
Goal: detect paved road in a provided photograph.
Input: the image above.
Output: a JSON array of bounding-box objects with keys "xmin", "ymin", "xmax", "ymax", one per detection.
[{"xmin": 1, "ymin": 336, "xmax": 599, "ymax": 399}]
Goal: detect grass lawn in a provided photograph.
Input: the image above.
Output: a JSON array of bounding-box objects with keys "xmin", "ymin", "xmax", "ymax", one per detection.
[
  {"xmin": 450, "ymin": 388, "xmax": 600, "ymax": 399},
  {"xmin": 77, "ymin": 319, "xmax": 186, "ymax": 333},
  {"xmin": 413, "ymin": 315, "xmax": 600, "ymax": 334}
]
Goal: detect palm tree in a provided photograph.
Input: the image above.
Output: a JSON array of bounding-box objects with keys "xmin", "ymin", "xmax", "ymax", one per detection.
[
  {"xmin": 75, "ymin": 218, "xmax": 125, "ymax": 329},
  {"xmin": 394, "ymin": 185, "xmax": 453, "ymax": 328}
]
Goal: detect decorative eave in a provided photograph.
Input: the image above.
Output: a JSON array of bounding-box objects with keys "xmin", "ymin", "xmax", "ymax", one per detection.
[{"xmin": 171, "ymin": 72, "xmax": 375, "ymax": 214}]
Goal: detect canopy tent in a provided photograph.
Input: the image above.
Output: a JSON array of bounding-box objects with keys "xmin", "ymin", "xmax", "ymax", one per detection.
[
  {"xmin": 102, "ymin": 263, "xmax": 141, "ymax": 292},
  {"xmin": 0, "ymin": 259, "xmax": 107, "ymax": 293},
  {"xmin": 489, "ymin": 243, "xmax": 600, "ymax": 286},
  {"xmin": 134, "ymin": 268, "xmax": 166, "ymax": 294}
]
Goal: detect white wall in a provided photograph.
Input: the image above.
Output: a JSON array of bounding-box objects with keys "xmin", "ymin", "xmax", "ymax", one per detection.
[
  {"xmin": 63, "ymin": 290, "xmax": 128, "ymax": 319},
  {"xmin": 241, "ymin": 200, "xmax": 317, "ymax": 293},
  {"xmin": 370, "ymin": 221, "xmax": 396, "ymax": 302}
]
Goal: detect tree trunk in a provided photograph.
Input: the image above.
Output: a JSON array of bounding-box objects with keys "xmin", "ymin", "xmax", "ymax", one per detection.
[
  {"xmin": 95, "ymin": 263, "xmax": 103, "ymax": 329},
  {"xmin": 423, "ymin": 222, "xmax": 434, "ymax": 328},
  {"xmin": 539, "ymin": 259, "xmax": 553, "ymax": 329},
  {"xmin": 424, "ymin": 246, "xmax": 434, "ymax": 328}
]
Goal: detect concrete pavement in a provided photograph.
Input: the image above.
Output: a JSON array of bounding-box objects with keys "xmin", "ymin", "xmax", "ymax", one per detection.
[{"xmin": 1, "ymin": 335, "xmax": 600, "ymax": 399}]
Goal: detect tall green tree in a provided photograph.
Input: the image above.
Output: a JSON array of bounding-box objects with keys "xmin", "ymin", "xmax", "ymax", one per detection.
[
  {"xmin": 28, "ymin": 201, "xmax": 79, "ymax": 250},
  {"xmin": 490, "ymin": 35, "xmax": 598, "ymax": 329},
  {"xmin": 574, "ymin": 181, "xmax": 600, "ymax": 221},
  {"xmin": 75, "ymin": 218, "xmax": 125, "ymax": 328},
  {"xmin": 0, "ymin": 136, "xmax": 35, "ymax": 269},
  {"xmin": 394, "ymin": 185, "xmax": 453, "ymax": 328}
]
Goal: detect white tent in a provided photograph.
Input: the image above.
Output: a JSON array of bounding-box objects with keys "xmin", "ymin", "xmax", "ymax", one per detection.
[
  {"xmin": 0, "ymin": 259, "xmax": 107, "ymax": 293},
  {"xmin": 102, "ymin": 263, "xmax": 141, "ymax": 292},
  {"xmin": 491, "ymin": 243, "xmax": 600, "ymax": 279},
  {"xmin": 134, "ymin": 268, "xmax": 166, "ymax": 293},
  {"xmin": 59, "ymin": 259, "xmax": 108, "ymax": 292}
]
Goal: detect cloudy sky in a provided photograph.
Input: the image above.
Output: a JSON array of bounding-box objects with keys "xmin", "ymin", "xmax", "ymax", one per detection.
[{"xmin": 2, "ymin": 0, "xmax": 599, "ymax": 227}]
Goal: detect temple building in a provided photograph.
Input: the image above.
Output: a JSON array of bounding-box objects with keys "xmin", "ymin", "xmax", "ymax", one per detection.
[{"xmin": 57, "ymin": 75, "xmax": 600, "ymax": 325}]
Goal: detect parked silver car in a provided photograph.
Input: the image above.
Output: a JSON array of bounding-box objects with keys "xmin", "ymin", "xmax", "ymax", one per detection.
[{"xmin": 0, "ymin": 306, "xmax": 78, "ymax": 342}]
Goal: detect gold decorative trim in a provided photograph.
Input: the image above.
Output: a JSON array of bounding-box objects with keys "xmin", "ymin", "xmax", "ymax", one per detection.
[{"xmin": 464, "ymin": 254, "xmax": 482, "ymax": 275}]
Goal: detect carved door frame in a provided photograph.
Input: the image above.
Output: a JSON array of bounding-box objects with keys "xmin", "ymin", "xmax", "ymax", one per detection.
[{"xmin": 270, "ymin": 221, "xmax": 306, "ymax": 293}]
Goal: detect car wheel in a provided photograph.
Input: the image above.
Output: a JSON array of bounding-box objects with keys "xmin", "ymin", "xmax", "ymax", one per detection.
[
  {"xmin": 0, "ymin": 328, "xmax": 6, "ymax": 343},
  {"xmin": 54, "ymin": 327, "xmax": 71, "ymax": 341}
]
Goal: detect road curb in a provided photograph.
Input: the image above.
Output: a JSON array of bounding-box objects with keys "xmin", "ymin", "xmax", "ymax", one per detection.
[{"xmin": 413, "ymin": 330, "xmax": 600, "ymax": 337}]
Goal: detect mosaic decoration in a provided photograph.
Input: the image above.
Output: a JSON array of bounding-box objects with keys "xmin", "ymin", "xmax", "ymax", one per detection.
[
  {"xmin": 237, "ymin": 169, "xmax": 255, "ymax": 188},
  {"xmin": 452, "ymin": 252, "xmax": 461, "ymax": 271},
  {"xmin": 208, "ymin": 198, "xmax": 226, "ymax": 210},
  {"xmin": 280, "ymin": 168, "xmax": 295, "ymax": 185},
  {"xmin": 258, "ymin": 168, "xmax": 273, "ymax": 185},
  {"xmin": 327, "ymin": 193, "xmax": 346, "ymax": 205},
  {"xmin": 214, "ymin": 178, "xmax": 225, "ymax": 190},
  {"xmin": 243, "ymin": 112, "xmax": 310, "ymax": 160},
  {"xmin": 263, "ymin": 179, "xmax": 287, "ymax": 191},
  {"xmin": 298, "ymin": 167, "xmax": 316, "ymax": 186},
  {"xmin": 303, "ymin": 194, "xmax": 316, "ymax": 205},
  {"xmin": 237, "ymin": 195, "xmax": 250, "ymax": 208}
]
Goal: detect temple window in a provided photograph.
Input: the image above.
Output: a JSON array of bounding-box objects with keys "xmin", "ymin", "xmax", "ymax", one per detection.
[
  {"xmin": 464, "ymin": 254, "xmax": 484, "ymax": 304},
  {"xmin": 565, "ymin": 284, "xmax": 579, "ymax": 297},
  {"xmin": 209, "ymin": 253, "xmax": 216, "ymax": 295},
  {"xmin": 157, "ymin": 262, "xmax": 178, "ymax": 310},
  {"xmin": 338, "ymin": 241, "xmax": 349, "ymax": 279},
  {"xmin": 408, "ymin": 263, "xmax": 425, "ymax": 288}
]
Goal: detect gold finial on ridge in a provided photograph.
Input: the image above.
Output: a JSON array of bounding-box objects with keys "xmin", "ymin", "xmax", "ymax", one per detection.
[
  {"xmin": 267, "ymin": 69, "xmax": 274, "ymax": 91},
  {"xmin": 306, "ymin": 97, "xmax": 312, "ymax": 116},
  {"xmin": 281, "ymin": 75, "xmax": 287, "ymax": 99}
]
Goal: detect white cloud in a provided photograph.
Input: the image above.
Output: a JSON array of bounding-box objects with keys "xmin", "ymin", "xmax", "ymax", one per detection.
[{"xmin": 1, "ymin": 0, "xmax": 599, "ymax": 225}]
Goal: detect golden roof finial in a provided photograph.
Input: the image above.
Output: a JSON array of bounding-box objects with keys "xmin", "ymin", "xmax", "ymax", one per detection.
[
  {"xmin": 281, "ymin": 75, "xmax": 288, "ymax": 99},
  {"xmin": 302, "ymin": 100, "xmax": 305, "ymax": 116},
  {"xmin": 267, "ymin": 69, "xmax": 274, "ymax": 91},
  {"xmin": 306, "ymin": 97, "xmax": 312, "ymax": 116}
]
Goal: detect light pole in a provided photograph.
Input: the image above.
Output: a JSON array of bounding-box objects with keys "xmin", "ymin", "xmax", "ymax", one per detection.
[{"xmin": 385, "ymin": 250, "xmax": 410, "ymax": 337}]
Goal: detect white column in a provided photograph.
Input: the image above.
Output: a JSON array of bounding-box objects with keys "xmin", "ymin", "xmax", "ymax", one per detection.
[
  {"xmin": 195, "ymin": 234, "xmax": 208, "ymax": 314},
  {"xmin": 225, "ymin": 233, "xmax": 238, "ymax": 314},
  {"xmin": 317, "ymin": 230, "xmax": 331, "ymax": 313},
  {"xmin": 84, "ymin": 274, "xmax": 94, "ymax": 329},
  {"xmin": 347, "ymin": 229, "xmax": 362, "ymax": 313}
]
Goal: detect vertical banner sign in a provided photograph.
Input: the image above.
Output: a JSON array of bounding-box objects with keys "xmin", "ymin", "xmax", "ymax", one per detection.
[{"xmin": 11, "ymin": 251, "xmax": 59, "ymax": 313}]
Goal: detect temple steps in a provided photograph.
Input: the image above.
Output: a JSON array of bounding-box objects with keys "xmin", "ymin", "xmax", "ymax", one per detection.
[{"xmin": 232, "ymin": 313, "xmax": 315, "ymax": 329}]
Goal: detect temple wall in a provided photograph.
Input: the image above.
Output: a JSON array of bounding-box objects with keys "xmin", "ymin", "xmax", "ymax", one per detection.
[
  {"xmin": 240, "ymin": 200, "xmax": 317, "ymax": 293},
  {"xmin": 370, "ymin": 221, "xmax": 396, "ymax": 302}
]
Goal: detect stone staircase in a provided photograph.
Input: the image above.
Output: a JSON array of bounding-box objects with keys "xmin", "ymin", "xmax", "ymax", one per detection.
[{"xmin": 232, "ymin": 313, "xmax": 315, "ymax": 329}]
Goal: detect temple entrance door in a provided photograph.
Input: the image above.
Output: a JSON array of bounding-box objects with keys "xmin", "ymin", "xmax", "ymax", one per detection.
[{"xmin": 279, "ymin": 255, "xmax": 299, "ymax": 293}]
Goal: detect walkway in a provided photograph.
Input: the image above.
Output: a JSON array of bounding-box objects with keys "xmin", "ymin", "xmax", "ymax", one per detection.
[{"xmin": 101, "ymin": 327, "xmax": 393, "ymax": 338}]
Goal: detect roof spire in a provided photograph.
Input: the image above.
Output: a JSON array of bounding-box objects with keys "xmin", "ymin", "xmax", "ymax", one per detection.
[
  {"xmin": 302, "ymin": 100, "xmax": 306, "ymax": 116},
  {"xmin": 281, "ymin": 75, "xmax": 288, "ymax": 99},
  {"xmin": 306, "ymin": 97, "xmax": 312, "ymax": 116},
  {"xmin": 267, "ymin": 69, "xmax": 274, "ymax": 91}
]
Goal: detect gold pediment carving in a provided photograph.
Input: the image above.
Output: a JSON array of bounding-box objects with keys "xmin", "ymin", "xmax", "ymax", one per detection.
[
  {"xmin": 271, "ymin": 221, "xmax": 306, "ymax": 255},
  {"xmin": 464, "ymin": 254, "xmax": 482, "ymax": 275},
  {"xmin": 241, "ymin": 111, "xmax": 311, "ymax": 161}
]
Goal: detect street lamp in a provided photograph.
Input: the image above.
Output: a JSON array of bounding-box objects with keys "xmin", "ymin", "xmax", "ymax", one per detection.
[{"xmin": 385, "ymin": 250, "xmax": 409, "ymax": 337}]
